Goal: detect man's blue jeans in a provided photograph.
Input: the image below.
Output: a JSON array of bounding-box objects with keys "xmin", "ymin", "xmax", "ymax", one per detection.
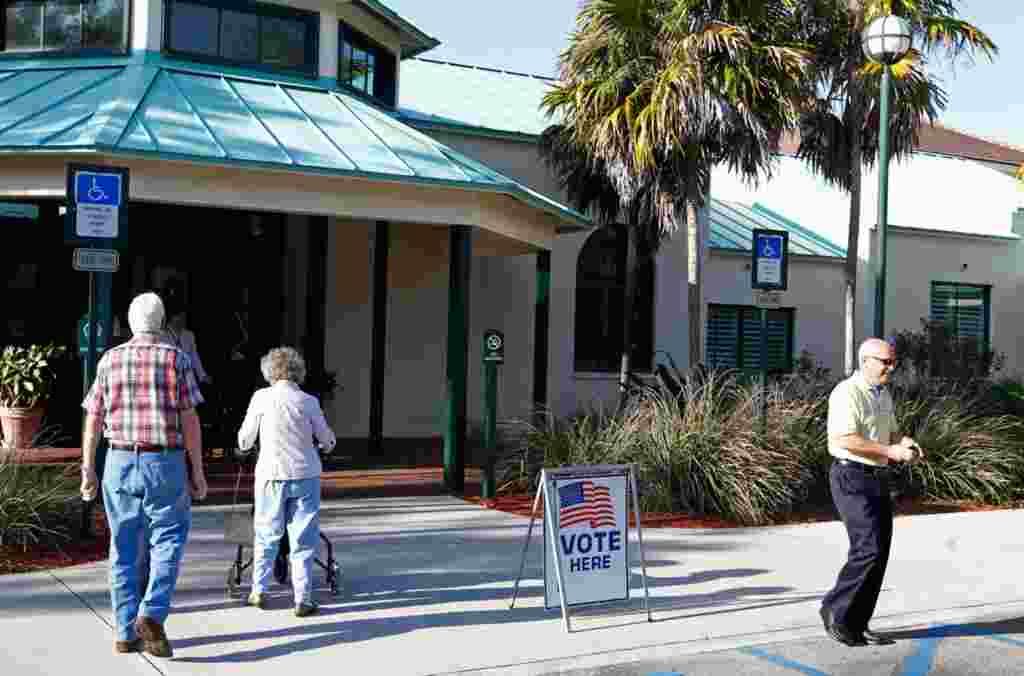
[
  {"xmin": 102, "ymin": 449, "xmax": 191, "ymax": 641},
  {"xmin": 252, "ymin": 478, "xmax": 321, "ymax": 604}
]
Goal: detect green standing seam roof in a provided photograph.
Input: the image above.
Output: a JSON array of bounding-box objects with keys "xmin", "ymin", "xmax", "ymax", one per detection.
[
  {"xmin": 398, "ymin": 58, "xmax": 556, "ymax": 138},
  {"xmin": 708, "ymin": 199, "xmax": 846, "ymax": 258},
  {"xmin": 0, "ymin": 60, "xmax": 589, "ymax": 230}
]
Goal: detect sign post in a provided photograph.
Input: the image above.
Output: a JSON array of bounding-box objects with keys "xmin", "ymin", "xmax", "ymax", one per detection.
[
  {"xmin": 509, "ymin": 465, "xmax": 652, "ymax": 632},
  {"xmin": 751, "ymin": 230, "xmax": 789, "ymax": 433},
  {"xmin": 66, "ymin": 164, "xmax": 128, "ymax": 397},
  {"xmin": 481, "ymin": 330, "xmax": 505, "ymax": 501}
]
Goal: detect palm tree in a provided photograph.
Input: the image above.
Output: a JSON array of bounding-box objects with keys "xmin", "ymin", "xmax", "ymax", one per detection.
[
  {"xmin": 541, "ymin": 0, "xmax": 810, "ymax": 402},
  {"xmin": 793, "ymin": 0, "xmax": 996, "ymax": 373}
]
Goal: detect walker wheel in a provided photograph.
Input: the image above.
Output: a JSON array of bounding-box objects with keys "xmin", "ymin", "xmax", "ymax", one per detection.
[
  {"xmin": 273, "ymin": 556, "xmax": 289, "ymax": 584},
  {"xmin": 226, "ymin": 569, "xmax": 240, "ymax": 598}
]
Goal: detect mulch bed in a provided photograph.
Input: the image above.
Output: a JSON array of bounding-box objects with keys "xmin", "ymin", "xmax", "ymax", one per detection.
[{"xmin": 2, "ymin": 459, "xmax": 1016, "ymax": 575}]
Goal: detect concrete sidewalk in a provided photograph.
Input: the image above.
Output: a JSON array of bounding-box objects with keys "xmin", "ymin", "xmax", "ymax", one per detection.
[{"xmin": 3, "ymin": 496, "xmax": 1024, "ymax": 675}]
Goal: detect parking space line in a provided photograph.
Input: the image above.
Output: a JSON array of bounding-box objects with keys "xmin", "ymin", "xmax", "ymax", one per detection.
[
  {"xmin": 738, "ymin": 646, "xmax": 830, "ymax": 676},
  {"xmin": 898, "ymin": 638, "xmax": 941, "ymax": 676}
]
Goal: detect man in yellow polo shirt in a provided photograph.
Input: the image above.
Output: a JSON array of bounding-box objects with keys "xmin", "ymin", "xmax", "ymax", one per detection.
[{"xmin": 819, "ymin": 338, "xmax": 924, "ymax": 647}]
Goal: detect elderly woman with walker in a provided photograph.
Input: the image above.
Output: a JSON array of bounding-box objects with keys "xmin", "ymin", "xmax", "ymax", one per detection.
[{"xmin": 237, "ymin": 347, "xmax": 336, "ymax": 616}]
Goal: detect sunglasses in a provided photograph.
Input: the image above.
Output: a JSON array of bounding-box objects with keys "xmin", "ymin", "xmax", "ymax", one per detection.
[{"xmin": 868, "ymin": 356, "xmax": 897, "ymax": 367}]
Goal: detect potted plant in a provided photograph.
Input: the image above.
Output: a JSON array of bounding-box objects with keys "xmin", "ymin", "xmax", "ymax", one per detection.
[{"xmin": 0, "ymin": 344, "xmax": 67, "ymax": 449}]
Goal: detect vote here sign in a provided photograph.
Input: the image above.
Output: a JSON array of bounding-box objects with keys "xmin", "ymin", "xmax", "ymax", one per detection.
[{"xmin": 545, "ymin": 475, "xmax": 629, "ymax": 608}]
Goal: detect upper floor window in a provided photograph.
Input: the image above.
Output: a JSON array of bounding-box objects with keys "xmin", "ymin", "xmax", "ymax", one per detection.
[
  {"xmin": 1, "ymin": 0, "xmax": 128, "ymax": 54},
  {"xmin": 164, "ymin": 0, "xmax": 318, "ymax": 77},
  {"xmin": 339, "ymin": 22, "xmax": 395, "ymax": 106}
]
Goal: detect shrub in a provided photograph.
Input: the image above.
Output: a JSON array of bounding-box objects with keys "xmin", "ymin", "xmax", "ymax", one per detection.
[
  {"xmin": 0, "ymin": 454, "xmax": 77, "ymax": 548},
  {"xmin": 891, "ymin": 319, "xmax": 1004, "ymax": 385},
  {"xmin": 890, "ymin": 391, "xmax": 1024, "ymax": 504}
]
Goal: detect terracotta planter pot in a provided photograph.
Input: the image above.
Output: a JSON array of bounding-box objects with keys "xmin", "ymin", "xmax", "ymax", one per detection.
[{"xmin": 0, "ymin": 407, "xmax": 45, "ymax": 450}]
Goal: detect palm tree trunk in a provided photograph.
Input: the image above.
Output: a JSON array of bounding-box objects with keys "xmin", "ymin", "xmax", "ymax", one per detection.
[
  {"xmin": 843, "ymin": 7, "xmax": 865, "ymax": 376},
  {"xmin": 618, "ymin": 223, "xmax": 638, "ymax": 408},
  {"xmin": 687, "ymin": 198, "xmax": 703, "ymax": 369},
  {"xmin": 844, "ymin": 142, "xmax": 862, "ymax": 376}
]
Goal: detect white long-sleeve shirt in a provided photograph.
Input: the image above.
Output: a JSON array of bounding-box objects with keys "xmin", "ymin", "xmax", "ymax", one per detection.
[{"xmin": 237, "ymin": 381, "xmax": 337, "ymax": 481}]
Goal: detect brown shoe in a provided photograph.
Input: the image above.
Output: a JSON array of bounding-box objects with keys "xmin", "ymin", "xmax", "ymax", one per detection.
[
  {"xmin": 114, "ymin": 639, "xmax": 142, "ymax": 654},
  {"xmin": 134, "ymin": 616, "xmax": 173, "ymax": 658}
]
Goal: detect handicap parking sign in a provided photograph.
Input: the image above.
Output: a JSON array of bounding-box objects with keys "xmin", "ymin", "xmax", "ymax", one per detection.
[
  {"xmin": 67, "ymin": 164, "xmax": 128, "ymax": 239},
  {"xmin": 75, "ymin": 172, "xmax": 122, "ymax": 208},
  {"xmin": 751, "ymin": 229, "xmax": 788, "ymax": 290}
]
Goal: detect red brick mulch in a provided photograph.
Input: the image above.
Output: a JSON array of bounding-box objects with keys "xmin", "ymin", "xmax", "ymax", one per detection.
[{"xmin": 0, "ymin": 508, "xmax": 109, "ymax": 576}]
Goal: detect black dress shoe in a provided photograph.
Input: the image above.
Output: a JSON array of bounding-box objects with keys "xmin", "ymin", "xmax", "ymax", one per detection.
[
  {"xmin": 819, "ymin": 607, "xmax": 832, "ymax": 631},
  {"xmin": 827, "ymin": 623, "xmax": 867, "ymax": 647},
  {"xmin": 862, "ymin": 628, "xmax": 895, "ymax": 645}
]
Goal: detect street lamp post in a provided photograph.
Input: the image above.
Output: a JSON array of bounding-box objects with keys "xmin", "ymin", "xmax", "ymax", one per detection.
[{"xmin": 862, "ymin": 15, "xmax": 912, "ymax": 339}]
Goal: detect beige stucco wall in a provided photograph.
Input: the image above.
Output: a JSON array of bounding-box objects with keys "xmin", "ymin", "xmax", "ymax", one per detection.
[
  {"xmin": 419, "ymin": 127, "xmax": 696, "ymax": 417},
  {"xmin": 706, "ymin": 251, "xmax": 848, "ymax": 375},
  {"xmin": 415, "ymin": 131, "xmax": 569, "ymax": 206},
  {"xmin": 322, "ymin": 219, "xmax": 540, "ymax": 438},
  {"xmin": 871, "ymin": 227, "xmax": 1024, "ymax": 375}
]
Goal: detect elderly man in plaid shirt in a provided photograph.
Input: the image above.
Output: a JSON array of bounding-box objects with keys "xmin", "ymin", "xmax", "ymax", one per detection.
[{"xmin": 80, "ymin": 292, "xmax": 208, "ymax": 658}]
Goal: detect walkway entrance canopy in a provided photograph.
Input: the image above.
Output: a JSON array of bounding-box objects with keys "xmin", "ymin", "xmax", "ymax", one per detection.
[{"xmin": 0, "ymin": 56, "xmax": 587, "ymax": 248}]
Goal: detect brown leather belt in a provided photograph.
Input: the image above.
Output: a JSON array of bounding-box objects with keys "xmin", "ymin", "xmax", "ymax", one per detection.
[{"xmin": 109, "ymin": 442, "xmax": 169, "ymax": 453}]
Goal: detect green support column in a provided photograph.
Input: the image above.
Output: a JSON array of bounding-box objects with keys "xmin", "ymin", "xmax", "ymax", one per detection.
[
  {"xmin": 532, "ymin": 250, "xmax": 550, "ymax": 416},
  {"xmin": 369, "ymin": 221, "xmax": 389, "ymax": 457},
  {"xmin": 444, "ymin": 226, "xmax": 472, "ymax": 492},
  {"xmin": 874, "ymin": 65, "xmax": 893, "ymax": 339}
]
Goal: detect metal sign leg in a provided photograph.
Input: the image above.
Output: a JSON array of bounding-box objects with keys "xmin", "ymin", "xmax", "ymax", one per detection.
[
  {"xmin": 509, "ymin": 475, "xmax": 545, "ymax": 609},
  {"xmin": 629, "ymin": 466, "xmax": 653, "ymax": 623},
  {"xmin": 542, "ymin": 472, "xmax": 573, "ymax": 633}
]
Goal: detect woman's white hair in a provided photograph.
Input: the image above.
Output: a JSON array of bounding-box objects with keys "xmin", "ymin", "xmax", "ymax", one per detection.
[{"xmin": 260, "ymin": 347, "xmax": 306, "ymax": 385}]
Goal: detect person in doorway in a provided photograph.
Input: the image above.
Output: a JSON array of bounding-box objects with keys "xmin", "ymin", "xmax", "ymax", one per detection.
[
  {"xmin": 80, "ymin": 292, "xmax": 208, "ymax": 657},
  {"xmin": 819, "ymin": 338, "xmax": 925, "ymax": 647},
  {"xmin": 237, "ymin": 347, "xmax": 336, "ymax": 617},
  {"xmin": 165, "ymin": 300, "xmax": 211, "ymax": 384}
]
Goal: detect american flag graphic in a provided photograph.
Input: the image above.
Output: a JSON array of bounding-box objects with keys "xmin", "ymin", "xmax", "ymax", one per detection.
[{"xmin": 558, "ymin": 480, "xmax": 616, "ymax": 529}]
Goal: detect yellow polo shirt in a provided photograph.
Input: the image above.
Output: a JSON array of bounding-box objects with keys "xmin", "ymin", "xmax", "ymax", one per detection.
[{"xmin": 826, "ymin": 371, "xmax": 897, "ymax": 467}]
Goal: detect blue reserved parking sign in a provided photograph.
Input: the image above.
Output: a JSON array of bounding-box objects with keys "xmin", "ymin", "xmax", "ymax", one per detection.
[
  {"xmin": 751, "ymin": 229, "xmax": 789, "ymax": 290},
  {"xmin": 75, "ymin": 171, "xmax": 122, "ymax": 207}
]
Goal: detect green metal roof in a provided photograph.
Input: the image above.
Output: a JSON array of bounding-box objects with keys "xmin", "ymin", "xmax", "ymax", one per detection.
[
  {"xmin": 398, "ymin": 58, "xmax": 555, "ymax": 138},
  {"xmin": 0, "ymin": 57, "xmax": 587, "ymax": 229},
  {"xmin": 709, "ymin": 200, "xmax": 846, "ymax": 258}
]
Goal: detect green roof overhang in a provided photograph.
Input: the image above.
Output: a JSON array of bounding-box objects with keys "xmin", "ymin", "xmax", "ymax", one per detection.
[{"xmin": 0, "ymin": 55, "xmax": 588, "ymax": 233}]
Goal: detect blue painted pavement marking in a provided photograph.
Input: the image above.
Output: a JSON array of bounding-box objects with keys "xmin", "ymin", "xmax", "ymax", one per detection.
[
  {"xmin": 898, "ymin": 638, "xmax": 941, "ymax": 676},
  {"xmin": 988, "ymin": 634, "xmax": 1024, "ymax": 648},
  {"xmin": 738, "ymin": 646, "xmax": 830, "ymax": 676}
]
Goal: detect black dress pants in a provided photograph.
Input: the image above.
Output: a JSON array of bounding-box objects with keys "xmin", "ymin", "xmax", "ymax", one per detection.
[{"xmin": 821, "ymin": 460, "xmax": 893, "ymax": 633}]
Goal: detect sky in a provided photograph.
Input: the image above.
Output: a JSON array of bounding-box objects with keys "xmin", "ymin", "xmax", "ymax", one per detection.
[{"xmin": 384, "ymin": 0, "xmax": 1024, "ymax": 150}]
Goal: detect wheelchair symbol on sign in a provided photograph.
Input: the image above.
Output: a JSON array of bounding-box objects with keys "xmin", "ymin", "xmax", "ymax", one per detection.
[
  {"xmin": 86, "ymin": 177, "xmax": 108, "ymax": 202},
  {"xmin": 486, "ymin": 335, "xmax": 503, "ymax": 352},
  {"xmin": 760, "ymin": 241, "xmax": 777, "ymax": 257}
]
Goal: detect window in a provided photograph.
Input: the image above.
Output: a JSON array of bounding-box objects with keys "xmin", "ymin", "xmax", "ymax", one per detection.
[
  {"xmin": 164, "ymin": 0, "xmax": 318, "ymax": 77},
  {"xmin": 574, "ymin": 226, "xmax": 654, "ymax": 373},
  {"xmin": 1, "ymin": 0, "xmax": 128, "ymax": 54},
  {"xmin": 930, "ymin": 282, "xmax": 990, "ymax": 352},
  {"xmin": 706, "ymin": 304, "xmax": 794, "ymax": 372},
  {"xmin": 339, "ymin": 22, "xmax": 396, "ymax": 105}
]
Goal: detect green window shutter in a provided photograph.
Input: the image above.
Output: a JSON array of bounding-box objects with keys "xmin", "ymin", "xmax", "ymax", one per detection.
[
  {"xmin": 930, "ymin": 282, "xmax": 990, "ymax": 350},
  {"xmin": 706, "ymin": 305, "xmax": 740, "ymax": 369},
  {"xmin": 706, "ymin": 305, "xmax": 793, "ymax": 372},
  {"xmin": 740, "ymin": 308, "xmax": 792, "ymax": 371}
]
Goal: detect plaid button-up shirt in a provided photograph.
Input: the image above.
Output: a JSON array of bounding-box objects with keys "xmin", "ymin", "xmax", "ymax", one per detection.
[{"xmin": 82, "ymin": 333, "xmax": 204, "ymax": 448}]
